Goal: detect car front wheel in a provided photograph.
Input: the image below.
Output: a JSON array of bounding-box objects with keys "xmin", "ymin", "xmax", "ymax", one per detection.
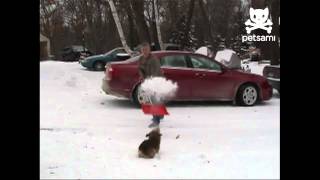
[
  {"xmin": 93, "ymin": 61, "xmax": 105, "ymax": 71},
  {"xmin": 236, "ymin": 84, "xmax": 259, "ymax": 106}
]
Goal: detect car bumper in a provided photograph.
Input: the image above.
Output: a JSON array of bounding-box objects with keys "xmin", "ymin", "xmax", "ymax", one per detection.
[
  {"xmin": 260, "ymin": 82, "xmax": 273, "ymax": 101},
  {"xmin": 267, "ymin": 77, "xmax": 280, "ymax": 91},
  {"xmin": 79, "ymin": 60, "xmax": 91, "ymax": 68},
  {"xmin": 101, "ymin": 78, "xmax": 130, "ymax": 98},
  {"xmin": 102, "ymin": 78, "xmax": 111, "ymax": 94}
]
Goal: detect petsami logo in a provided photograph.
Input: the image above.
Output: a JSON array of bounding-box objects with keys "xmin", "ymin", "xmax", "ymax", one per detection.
[{"xmin": 242, "ymin": 7, "xmax": 276, "ymax": 42}]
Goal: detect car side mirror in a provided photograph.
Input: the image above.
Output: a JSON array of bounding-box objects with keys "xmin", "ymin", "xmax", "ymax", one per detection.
[{"xmin": 219, "ymin": 66, "xmax": 226, "ymax": 73}]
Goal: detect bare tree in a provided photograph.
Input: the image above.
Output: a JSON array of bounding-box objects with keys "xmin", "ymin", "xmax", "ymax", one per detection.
[
  {"xmin": 251, "ymin": 0, "xmax": 280, "ymax": 64},
  {"xmin": 269, "ymin": 0, "xmax": 280, "ymax": 65},
  {"xmin": 119, "ymin": 0, "xmax": 140, "ymax": 48},
  {"xmin": 129, "ymin": 0, "xmax": 151, "ymax": 43},
  {"xmin": 181, "ymin": 0, "xmax": 195, "ymax": 49},
  {"xmin": 198, "ymin": 0, "xmax": 214, "ymax": 48},
  {"xmin": 153, "ymin": 0, "xmax": 163, "ymax": 50},
  {"xmin": 107, "ymin": 0, "xmax": 132, "ymax": 54}
]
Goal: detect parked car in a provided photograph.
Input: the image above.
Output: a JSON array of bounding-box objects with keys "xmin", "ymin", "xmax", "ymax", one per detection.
[
  {"xmin": 80, "ymin": 47, "xmax": 130, "ymax": 71},
  {"xmin": 249, "ymin": 48, "xmax": 261, "ymax": 61},
  {"xmin": 102, "ymin": 51, "xmax": 273, "ymax": 106},
  {"xmin": 263, "ymin": 65, "xmax": 280, "ymax": 94},
  {"xmin": 61, "ymin": 45, "xmax": 93, "ymax": 62}
]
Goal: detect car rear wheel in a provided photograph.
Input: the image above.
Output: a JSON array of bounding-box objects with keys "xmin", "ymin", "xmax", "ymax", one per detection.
[
  {"xmin": 93, "ymin": 61, "xmax": 105, "ymax": 71},
  {"xmin": 236, "ymin": 84, "xmax": 258, "ymax": 106},
  {"xmin": 132, "ymin": 85, "xmax": 142, "ymax": 107}
]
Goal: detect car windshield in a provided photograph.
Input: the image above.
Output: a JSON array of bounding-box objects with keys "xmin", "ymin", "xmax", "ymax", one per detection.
[
  {"xmin": 126, "ymin": 55, "xmax": 141, "ymax": 62},
  {"xmin": 105, "ymin": 48, "xmax": 125, "ymax": 56},
  {"xmin": 190, "ymin": 55, "xmax": 221, "ymax": 71}
]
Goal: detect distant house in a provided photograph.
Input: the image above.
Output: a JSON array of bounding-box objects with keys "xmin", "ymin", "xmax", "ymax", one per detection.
[{"xmin": 40, "ymin": 34, "xmax": 51, "ymax": 60}]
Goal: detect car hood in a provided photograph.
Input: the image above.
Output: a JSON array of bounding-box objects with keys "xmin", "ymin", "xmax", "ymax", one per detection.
[{"xmin": 85, "ymin": 54, "xmax": 106, "ymax": 61}]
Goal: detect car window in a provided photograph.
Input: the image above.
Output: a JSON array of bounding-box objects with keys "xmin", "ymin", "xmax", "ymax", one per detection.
[
  {"xmin": 160, "ymin": 55, "xmax": 188, "ymax": 68},
  {"xmin": 189, "ymin": 55, "xmax": 221, "ymax": 71},
  {"xmin": 113, "ymin": 48, "xmax": 125, "ymax": 54}
]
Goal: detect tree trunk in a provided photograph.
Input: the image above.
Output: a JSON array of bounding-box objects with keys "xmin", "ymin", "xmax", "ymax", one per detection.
[
  {"xmin": 270, "ymin": 0, "xmax": 280, "ymax": 65},
  {"xmin": 130, "ymin": 0, "xmax": 151, "ymax": 43},
  {"xmin": 198, "ymin": 0, "xmax": 214, "ymax": 49},
  {"xmin": 252, "ymin": 0, "xmax": 280, "ymax": 65},
  {"xmin": 167, "ymin": 0, "xmax": 178, "ymax": 29},
  {"xmin": 107, "ymin": 0, "xmax": 132, "ymax": 54},
  {"xmin": 150, "ymin": 1, "xmax": 160, "ymax": 50},
  {"xmin": 122, "ymin": 0, "xmax": 140, "ymax": 48},
  {"xmin": 251, "ymin": 0, "xmax": 270, "ymax": 61},
  {"xmin": 182, "ymin": 0, "xmax": 195, "ymax": 49},
  {"xmin": 84, "ymin": 0, "xmax": 94, "ymax": 53},
  {"xmin": 154, "ymin": 0, "xmax": 164, "ymax": 50},
  {"xmin": 95, "ymin": 0, "xmax": 104, "ymax": 54}
]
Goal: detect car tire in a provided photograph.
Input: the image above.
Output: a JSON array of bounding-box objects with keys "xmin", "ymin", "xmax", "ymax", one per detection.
[
  {"xmin": 93, "ymin": 61, "xmax": 105, "ymax": 71},
  {"xmin": 236, "ymin": 84, "xmax": 259, "ymax": 106}
]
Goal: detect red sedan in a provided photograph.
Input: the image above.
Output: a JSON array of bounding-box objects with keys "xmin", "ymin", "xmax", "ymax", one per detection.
[{"xmin": 102, "ymin": 51, "xmax": 272, "ymax": 106}]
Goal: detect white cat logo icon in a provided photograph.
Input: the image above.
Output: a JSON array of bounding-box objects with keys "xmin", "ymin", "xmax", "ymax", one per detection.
[{"xmin": 245, "ymin": 7, "xmax": 273, "ymax": 34}]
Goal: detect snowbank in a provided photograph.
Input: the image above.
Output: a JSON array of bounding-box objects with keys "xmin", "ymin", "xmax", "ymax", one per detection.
[{"xmin": 40, "ymin": 61, "xmax": 279, "ymax": 179}]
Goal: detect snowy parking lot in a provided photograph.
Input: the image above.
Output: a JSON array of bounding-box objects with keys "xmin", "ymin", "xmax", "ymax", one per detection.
[{"xmin": 40, "ymin": 61, "xmax": 279, "ymax": 179}]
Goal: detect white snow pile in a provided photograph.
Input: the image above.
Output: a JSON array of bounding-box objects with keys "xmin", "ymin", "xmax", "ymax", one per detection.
[
  {"xmin": 195, "ymin": 46, "xmax": 214, "ymax": 58},
  {"xmin": 140, "ymin": 77, "xmax": 178, "ymax": 103},
  {"xmin": 215, "ymin": 49, "xmax": 241, "ymax": 69},
  {"xmin": 195, "ymin": 46, "xmax": 210, "ymax": 56},
  {"xmin": 215, "ymin": 49, "xmax": 236, "ymax": 62}
]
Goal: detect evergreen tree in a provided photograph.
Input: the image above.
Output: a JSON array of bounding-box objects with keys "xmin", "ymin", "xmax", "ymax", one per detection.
[{"xmin": 169, "ymin": 15, "xmax": 197, "ymax": 50}]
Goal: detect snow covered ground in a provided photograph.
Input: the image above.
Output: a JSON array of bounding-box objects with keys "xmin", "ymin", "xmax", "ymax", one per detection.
[{"xmin": 40, "ymin": 61, "xmax": 279, "ymax": 179}]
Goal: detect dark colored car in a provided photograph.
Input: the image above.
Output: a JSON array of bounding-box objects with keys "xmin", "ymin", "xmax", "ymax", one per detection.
[
  {"xmin": 102, "ymin": 51, "xmax": 273, "ymax": 106},
  {"xmin": 61, "ymin": 45, "xmax": 93, "ymax": 62},
  {"xmin": 263, "ymin": 65, "xmax": 280, "ymax": 94},
  {"xmin": 80, "ymin": 47, "xmax": 130, "ymax": 71}
]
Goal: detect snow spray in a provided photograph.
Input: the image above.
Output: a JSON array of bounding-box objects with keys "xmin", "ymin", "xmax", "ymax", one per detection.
[{"xmin": 140, "ymin": 77, "xmax": 178, "ymax": 104}]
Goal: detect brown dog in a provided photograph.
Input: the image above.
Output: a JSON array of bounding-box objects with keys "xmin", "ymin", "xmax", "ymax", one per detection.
[{"xmin": 138, "ymin": 127, "xmax": 162, "ymax": 158}]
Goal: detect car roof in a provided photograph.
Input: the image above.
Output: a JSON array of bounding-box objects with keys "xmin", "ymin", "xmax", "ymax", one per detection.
[
  {"xmin": 151, "ymin": 50, "xmax": 195, "ymax": 56},
  {"xmin": 150, "ymin": 50, "xmax": 228, "ymax": 68}
]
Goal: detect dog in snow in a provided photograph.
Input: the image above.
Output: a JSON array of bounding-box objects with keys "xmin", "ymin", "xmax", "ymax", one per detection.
[{"xmin": 138, "ymin": 127, "xmax": 161, "ymax": 158}]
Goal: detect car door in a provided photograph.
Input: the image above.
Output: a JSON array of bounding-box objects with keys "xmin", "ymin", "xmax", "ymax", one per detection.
[
  {"xmin": 187, "ymin": 55, "xmax": 235, "ymax": 100},
  {"xmin": 160, "ymin": 54, "xmax": 193, "ymax": 100}
]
